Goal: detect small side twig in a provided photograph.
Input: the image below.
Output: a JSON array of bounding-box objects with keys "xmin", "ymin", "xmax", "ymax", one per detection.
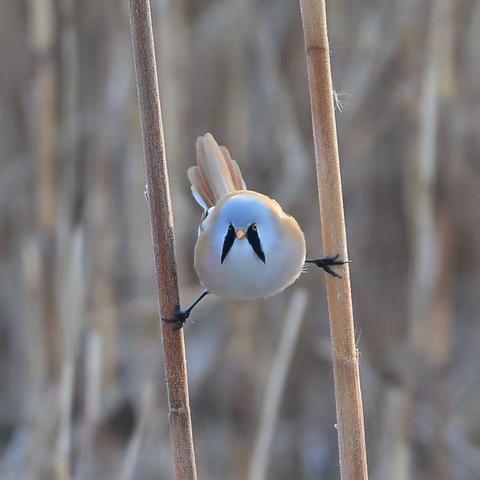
[
  {"xmin": 128, "ymin": 1, "xmax": 197, "ymax": 479},
  {"xmin": 299, "ymin": 1, "xmax": 369, "ymax": 479}
]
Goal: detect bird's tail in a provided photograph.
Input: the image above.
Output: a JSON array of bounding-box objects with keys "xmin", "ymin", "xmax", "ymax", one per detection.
[{"xmin": 187, "ymin": 133, "xmax": 246, "ymax": 209}]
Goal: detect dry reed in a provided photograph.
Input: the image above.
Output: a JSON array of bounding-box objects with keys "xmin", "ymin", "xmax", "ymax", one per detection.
[
  {"xmin": 128, "ymin": 1, "xmax": 197, "ymax": 478},
  {"xmin": 299, "ymin": 1, "xmax": 369, "ymax": 479}
]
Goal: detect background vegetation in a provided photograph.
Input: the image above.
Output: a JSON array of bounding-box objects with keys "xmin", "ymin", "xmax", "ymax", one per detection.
[{"xmin": 0, "ymin": 0, "xmax": 479, "ymax": 478}]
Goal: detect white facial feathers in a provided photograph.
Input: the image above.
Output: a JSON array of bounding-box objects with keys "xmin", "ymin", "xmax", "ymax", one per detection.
[
  {"xmin": 206, "ymin": 192, "xmax": 284, "ymax": 265},
  {"xmin": 214, "ymin": 193, "xmax": 279, "ymax": 232}
]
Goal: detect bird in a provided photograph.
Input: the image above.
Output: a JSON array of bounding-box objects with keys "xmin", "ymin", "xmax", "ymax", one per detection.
[{"xmin": 164, "ymin": 133, "xmax": 348, "ymax": 329}]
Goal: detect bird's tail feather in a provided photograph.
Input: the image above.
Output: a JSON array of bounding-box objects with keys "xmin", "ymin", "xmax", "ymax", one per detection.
[{"xmin": 187, "ymin": 133, "xmax": 246, "ymax": 208}]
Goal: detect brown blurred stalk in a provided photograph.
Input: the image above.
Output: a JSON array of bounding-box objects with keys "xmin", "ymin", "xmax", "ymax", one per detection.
[
  {"xmin": 29, "ymin": 0, "xmax": 59, "ymax": 377},
  {"xmin": 299, "ymin": 1, "xmax": 369, "ymax": 479},
  {"xmin": 406, "ymin": 0, "xmax": 454, "ymax": 478},
  {"xmin": 128, "ymin": 1, "xmax": 197, "ymax": 479}
]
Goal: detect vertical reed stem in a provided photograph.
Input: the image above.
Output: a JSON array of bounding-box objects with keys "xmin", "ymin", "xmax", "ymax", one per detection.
[
  {"xmin": 128, "ymin": 1, "xmax": 197, "ymax": 478},
  {"xmin": 299, "ymin": 1, "xmax": 369, "ymax": 479}
]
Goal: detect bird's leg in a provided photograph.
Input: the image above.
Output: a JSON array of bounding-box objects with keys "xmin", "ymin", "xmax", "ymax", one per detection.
[
  {"xmin": 162, "ymin": 290, "xmax": 209, "ymax": 330},
  {"xmin": 305, "ymin": 254, "xmax": 350, "ymax": 278}
]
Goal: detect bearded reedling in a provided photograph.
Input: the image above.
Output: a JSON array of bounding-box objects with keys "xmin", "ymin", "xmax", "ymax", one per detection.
[{"xmin": 164, "ymin": 133, "xmax": 348, "ymax": 328}]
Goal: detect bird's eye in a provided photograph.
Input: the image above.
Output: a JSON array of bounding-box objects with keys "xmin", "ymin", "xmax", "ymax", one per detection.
[
  {"xmin": 228, "ymin": 224, "xmax": 235, "ymax": 232},
  {"xmin": 251, "ymin": 224, "xmax": 257, "ymax": 231}
]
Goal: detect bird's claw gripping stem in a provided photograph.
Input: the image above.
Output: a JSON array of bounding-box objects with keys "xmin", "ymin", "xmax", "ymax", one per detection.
[
  {"xmin": 306, "ymin": 253, "xmax": 350, "ymax": 278},
  {"xmin": 161, "ymin": 291, "xmax": 209, "ymax": 330},
  {"xmin": 162, "ymin": 306, "xmax": 191, "ymax": 331}
]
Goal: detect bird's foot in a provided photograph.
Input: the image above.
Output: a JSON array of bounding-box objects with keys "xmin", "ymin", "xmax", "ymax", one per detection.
[
  {"xmin": 162, "ymin": 306, "xmax": 191, "ymax": 331},
  {"xmin": 306, "ymin": 254, "xmax": 350, "ymax": 278},
  {"xmin": 162, "ymin": 291, "xmax": 209, "ymax": 330}
]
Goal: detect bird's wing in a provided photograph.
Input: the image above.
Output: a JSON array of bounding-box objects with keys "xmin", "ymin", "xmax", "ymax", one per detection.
[{"xmin": 188, "ymin": 133, "xmax": 247, "ymax": 208}]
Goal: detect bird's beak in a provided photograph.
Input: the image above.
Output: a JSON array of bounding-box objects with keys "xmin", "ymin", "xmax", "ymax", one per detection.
[{"xmin": 235, "ymin": 230, "xmax": 247, "ymax": 240}]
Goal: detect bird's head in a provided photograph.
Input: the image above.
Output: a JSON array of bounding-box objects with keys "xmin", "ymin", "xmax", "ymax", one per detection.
[{"xmin": 208, "ymin": 191, "xmax": 284, "ymax": 264}]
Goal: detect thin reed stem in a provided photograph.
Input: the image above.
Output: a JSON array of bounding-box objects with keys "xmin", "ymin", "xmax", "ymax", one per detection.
[
  {"xmin": 249, "ymin": 290, "xmax": 308, "ymax": 480},
  {"xmin": 298, "ymin": 1, "xmax": 369, "ymax": 479},
  {"xmin": 128, "ymin": 1, "xmax": 197, "ymax": 478}
]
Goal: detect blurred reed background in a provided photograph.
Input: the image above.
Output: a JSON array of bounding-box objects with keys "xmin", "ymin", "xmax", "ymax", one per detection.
[{"xmin": 0, "ymin": 0, "xmax": 479, "ymax": 479}]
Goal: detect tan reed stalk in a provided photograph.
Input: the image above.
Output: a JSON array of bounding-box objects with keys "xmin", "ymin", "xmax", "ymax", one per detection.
[
  {"xmin": 298, "ymin": 1, "xmax": 369, "ymax": 479},
  {"xmin": 128, "ymin": 1, "xmax": 198, "ymax": 478}
]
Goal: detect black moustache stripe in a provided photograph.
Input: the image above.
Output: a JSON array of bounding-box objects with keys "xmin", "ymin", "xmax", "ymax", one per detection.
[
  {"xmin": 247, "ymin": 226, "xmax": 266, "ymax": 263},
  {"xmin": 221, "ymin": 224, "xmax": 236, "ymax": 264}
]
